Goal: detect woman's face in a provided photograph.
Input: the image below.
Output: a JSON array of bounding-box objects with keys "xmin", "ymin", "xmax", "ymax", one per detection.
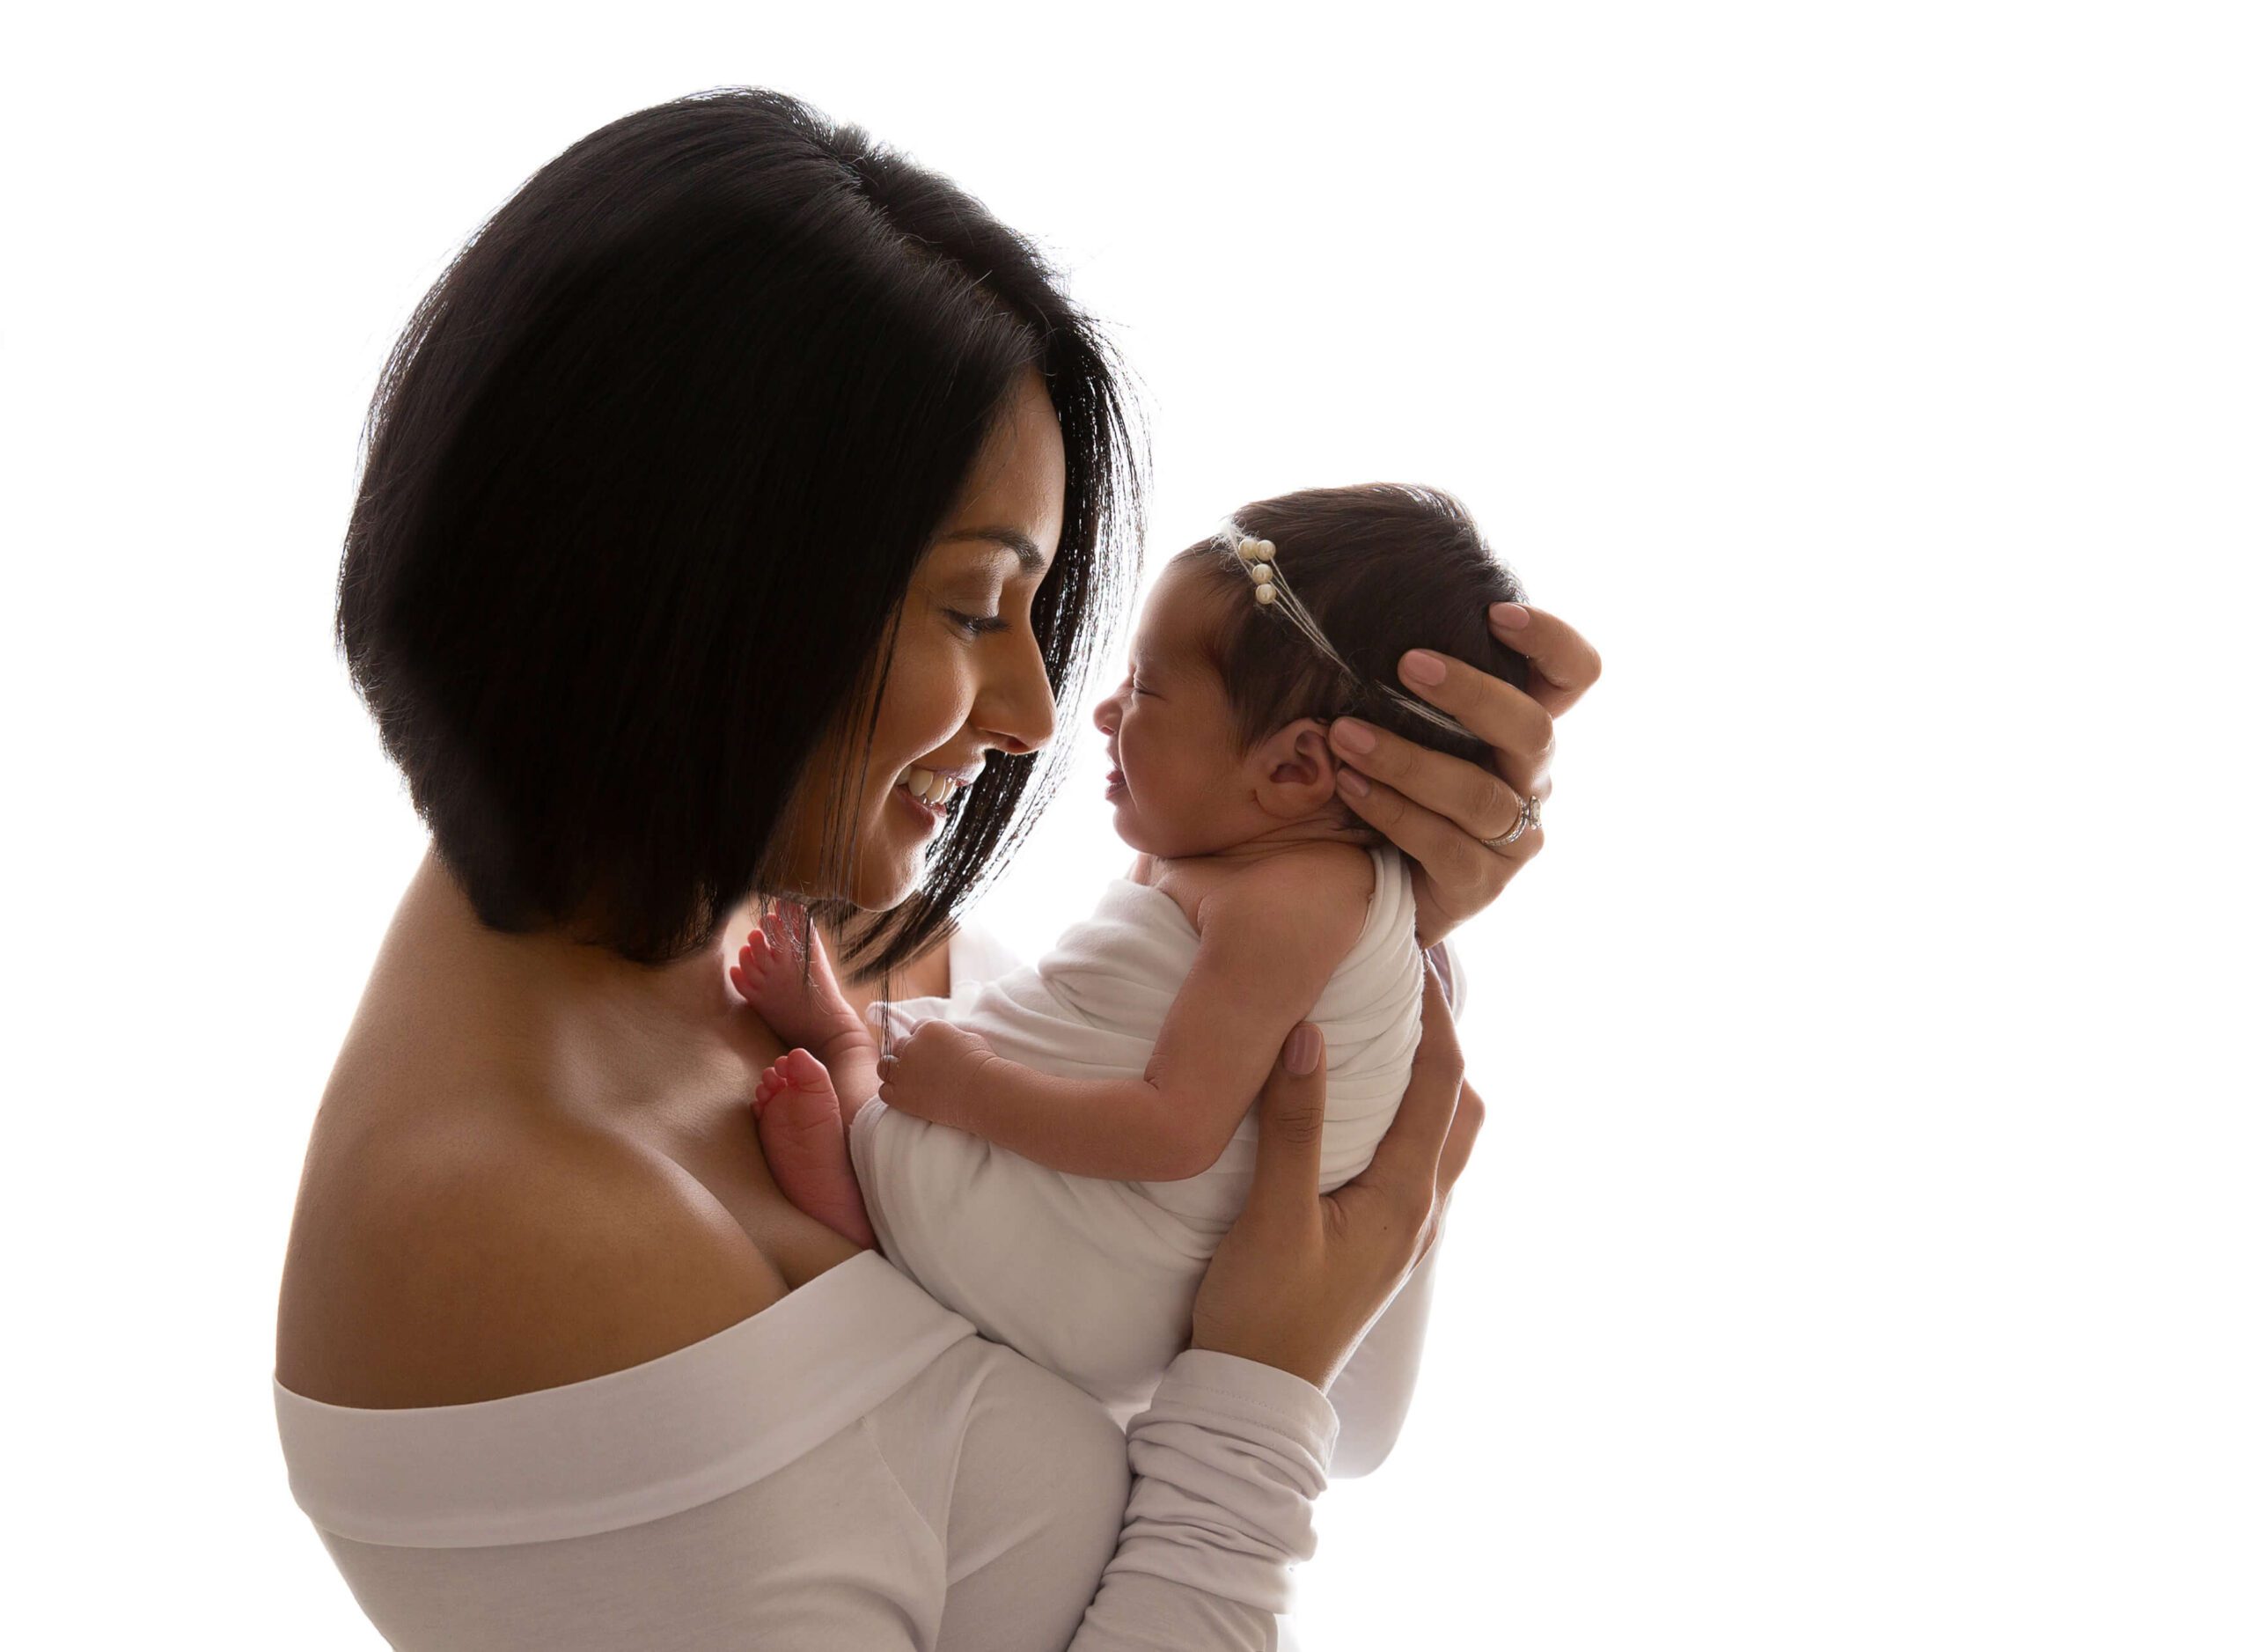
[{"xmin": 771, "ymin": 368, "xmax": 1067, "ymax": 910}]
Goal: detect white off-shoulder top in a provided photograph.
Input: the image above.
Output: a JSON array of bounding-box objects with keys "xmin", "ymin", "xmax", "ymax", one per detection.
[{"xmin": 276, "ymin": 1249, "xmax": 1339, "ymax": 1649}]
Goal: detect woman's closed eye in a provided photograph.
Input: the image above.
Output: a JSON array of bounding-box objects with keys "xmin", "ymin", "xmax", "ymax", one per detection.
[{"xmin": 946, "ymin": 608, "xmax": 1011, "ymax": 637}]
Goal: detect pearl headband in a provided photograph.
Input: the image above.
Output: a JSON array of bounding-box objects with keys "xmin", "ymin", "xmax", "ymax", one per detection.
[{"xmin": 1222, "ymin": 524, "xmax": 1479, "ymax": 743}]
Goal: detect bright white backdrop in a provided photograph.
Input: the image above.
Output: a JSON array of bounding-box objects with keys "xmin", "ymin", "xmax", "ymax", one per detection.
[{"xmin": 4, "ymin": 3, "xmax": 2249, "ymax": 1647}]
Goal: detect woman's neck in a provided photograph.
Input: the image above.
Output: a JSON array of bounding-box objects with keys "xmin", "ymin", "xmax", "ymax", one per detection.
[{"xmin": 363, "ymin": 848, "xmax": 773, "ymax": 1121}]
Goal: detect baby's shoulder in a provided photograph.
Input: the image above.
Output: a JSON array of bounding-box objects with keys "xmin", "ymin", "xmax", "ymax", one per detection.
[{"xmin": 1193, "ymin": 842, "xmax": 1376, "ymax": 939}]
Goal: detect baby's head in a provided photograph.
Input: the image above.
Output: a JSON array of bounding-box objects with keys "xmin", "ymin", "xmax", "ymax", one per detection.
[{"xmin": 1092, "ymin": 483, "xmax": 1530, "ymax": 859}]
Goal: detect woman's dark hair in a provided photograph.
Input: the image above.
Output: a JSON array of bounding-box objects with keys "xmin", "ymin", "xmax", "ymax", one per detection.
[
  {"xmin": 1174, "ymin": 484, "xmax": 1529, "ymax": 769},
  {"xmin": 338, "ymin": 88, "xmax": 1139, "ymax": 970}
]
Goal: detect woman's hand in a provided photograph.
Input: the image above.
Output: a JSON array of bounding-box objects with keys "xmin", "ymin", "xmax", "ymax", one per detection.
[
  {"xmin": 1191, "ymin": 964, "xmax": 1481, "ymax": 1391},
  {"xmin": 1328, "ymin": 601, "xmax": 1602, "ymax": 945}
]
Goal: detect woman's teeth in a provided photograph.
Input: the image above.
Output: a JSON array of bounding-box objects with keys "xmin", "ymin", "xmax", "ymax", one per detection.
[{"xmin": 900, "ymin": 766, "xmax": 964, "ymax": 808}]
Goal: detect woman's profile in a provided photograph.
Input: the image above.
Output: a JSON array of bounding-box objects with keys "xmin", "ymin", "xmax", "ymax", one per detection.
[{"xmin": 275, "ymin": 86, "xmax": 1598, "ymax": 1648}]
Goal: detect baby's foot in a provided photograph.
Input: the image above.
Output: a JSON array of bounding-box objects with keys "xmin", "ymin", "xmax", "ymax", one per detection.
[
  {"xmin": 751, "ymin": 1047, "xmax": 877, "ymax": 1250},
  {"xmin": 731, "ymin": 902, "xmax": 870, "ymax": 1062}
]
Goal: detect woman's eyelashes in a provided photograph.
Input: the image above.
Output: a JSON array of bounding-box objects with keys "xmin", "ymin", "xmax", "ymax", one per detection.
[{"xmin": 946, "ymin": 608, "xmax": 1010, "ymax": 636}]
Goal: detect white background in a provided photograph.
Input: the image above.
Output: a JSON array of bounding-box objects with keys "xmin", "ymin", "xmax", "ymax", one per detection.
[{"xmin": 5, "ymin": 3, "xmax": 2249, "ymax": 1646}]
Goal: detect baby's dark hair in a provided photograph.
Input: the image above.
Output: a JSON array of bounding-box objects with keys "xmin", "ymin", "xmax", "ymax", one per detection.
[{"xmin": 1172, "ymin": 483, "xmax": 1530, "ymax": 766}]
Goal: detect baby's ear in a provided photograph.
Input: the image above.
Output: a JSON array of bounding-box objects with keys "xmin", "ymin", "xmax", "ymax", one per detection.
[{"xmin": 1250, "ymin": 717, "xmax": 1341, "ymax": 819}]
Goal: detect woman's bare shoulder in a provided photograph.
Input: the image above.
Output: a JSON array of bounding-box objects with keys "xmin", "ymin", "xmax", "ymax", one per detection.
[{"xmin": 275, "ymin": 1103, "xmax": 789, "ymax": 1410}]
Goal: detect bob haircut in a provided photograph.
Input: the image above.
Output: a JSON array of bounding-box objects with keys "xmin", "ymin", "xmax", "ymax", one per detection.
[
  {"xmin": 338, "ymin": 88, "xmax": 1139, "ymax": 971},
  {"xmin": 1174, "ymin": 484, "xmax": 1530, "ymax": 769}
]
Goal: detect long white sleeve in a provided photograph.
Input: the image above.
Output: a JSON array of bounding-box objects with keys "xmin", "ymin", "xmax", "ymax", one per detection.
[
  {"xmin": 1065, "ymin": 1351, "xmax": 1339, "ymax": 1650},
  {"xmin": 282, "ymin": 1256, "xmax": 1344, "ymax": 1652}
]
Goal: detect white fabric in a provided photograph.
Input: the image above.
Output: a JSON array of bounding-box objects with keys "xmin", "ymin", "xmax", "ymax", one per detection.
[
  {"xmin": 853, "ymin": 847, "xmax": 1426, "ymax": 1421},
  {"xmin": 276, "ymin": 1251, "xmax": 1338, "ymax": 1651}
]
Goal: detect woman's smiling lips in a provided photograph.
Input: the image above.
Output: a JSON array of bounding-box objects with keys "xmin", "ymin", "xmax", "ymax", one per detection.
[{"xmin": 892, "ymin": 760, "xmax": 980, "ymax": 833}]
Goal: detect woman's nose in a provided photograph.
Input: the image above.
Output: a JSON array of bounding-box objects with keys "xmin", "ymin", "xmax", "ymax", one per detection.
[{"xmin": 977, "ymin": 629, "xmax": 1058, "ymax": 757}]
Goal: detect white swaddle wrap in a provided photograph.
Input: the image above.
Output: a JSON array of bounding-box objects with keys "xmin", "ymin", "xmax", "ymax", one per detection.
[{"xmin": 846, "ymin": 844, "xmax": 1424, "ymax": 1420}]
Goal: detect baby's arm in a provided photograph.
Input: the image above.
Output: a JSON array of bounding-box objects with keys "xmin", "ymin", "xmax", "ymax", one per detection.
[{"xmin": 877, "ymin": 848, "xmax": 1373, "ymax": 1180}]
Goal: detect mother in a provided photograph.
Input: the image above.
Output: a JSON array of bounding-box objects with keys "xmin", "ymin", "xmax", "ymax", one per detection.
[{"xmin": 275, "ymin": 90, "xmax": 1597, "ymax": 1648}]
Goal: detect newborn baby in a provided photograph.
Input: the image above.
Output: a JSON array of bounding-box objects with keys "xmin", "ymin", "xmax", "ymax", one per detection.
[{"xmin": 736, "ymin": 483, "xmax": 1530, "ymax": 1421}]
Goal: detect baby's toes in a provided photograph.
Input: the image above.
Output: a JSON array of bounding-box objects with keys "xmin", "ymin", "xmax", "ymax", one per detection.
[
  {"xmin": 760, "ymin": 1080, "xmax": 843, "ymax": 1148},
  {"xmin": 778, "ymin": 1046, "xmax": 833, "ymax": 1095}
]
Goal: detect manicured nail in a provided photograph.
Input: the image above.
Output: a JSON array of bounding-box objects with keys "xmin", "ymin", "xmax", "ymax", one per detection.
[
  {"xmin": 1400, "ymin": 650, "xmax": 1447, "ymax": 686},
  {"xmin": 1331, "ymin": 717, "xmax": 1376, "ymax": 755},
  {"xmin": 1489, "ymin": 602, "xmax": 1530, "ymax": 631},
  {"xmin": 1285, "ymin": 1023, "xmax": 1321, "ymax": 1075},
  {"xmin": 1337, "ymin": 767, "xmax": 1370, "ymax": 797}
]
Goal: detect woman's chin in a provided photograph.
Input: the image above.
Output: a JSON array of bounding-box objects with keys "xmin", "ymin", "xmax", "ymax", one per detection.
[{"xmin": 848, "ymin": 826, "xmax": 928, "ymax": 911}]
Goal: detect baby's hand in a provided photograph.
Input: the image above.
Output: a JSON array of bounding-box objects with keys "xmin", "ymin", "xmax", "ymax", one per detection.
[
  {"xmin": 876, "ymin": 1021, "xmax": 998, "ymax": 1129},
  {"xmin": 730, "ymin": 901, "xmax": 872, "ymax": 1066}
]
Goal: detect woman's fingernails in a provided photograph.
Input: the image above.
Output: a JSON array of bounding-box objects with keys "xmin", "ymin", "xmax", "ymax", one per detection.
[
  {"xmin": 1400, "ymin": 650, "xmax": 1447, "ymax": 686},
  {"xmin": 1489, "ymin": 602, "xmax": 1530, "ymax": 631},
  {"xmin": 1285, "ymin": 1023, "xmax": 1321, "ymax": 1075},
  {"xmin": 1337, "ymin": 767, "xmax": 1370, "ymax": 797},
  {"xmin": 1331, "ymin": 718, "xmax": 1376, "ymax": 754}
]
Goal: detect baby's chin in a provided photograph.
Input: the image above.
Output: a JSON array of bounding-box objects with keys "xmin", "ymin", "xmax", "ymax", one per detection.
[
  {"xmin": 1106, "ymin": 800, "xmax": 1246, "ymax": 861},
  {"xmin": 1104, "ymin": 798, "xmax": 1173, "ymax": 856}
]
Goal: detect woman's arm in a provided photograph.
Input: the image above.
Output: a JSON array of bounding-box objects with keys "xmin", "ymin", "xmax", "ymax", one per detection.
[{"xmin": 1330, "ymin": 600, "xmax": 1601, "ymax": 943}]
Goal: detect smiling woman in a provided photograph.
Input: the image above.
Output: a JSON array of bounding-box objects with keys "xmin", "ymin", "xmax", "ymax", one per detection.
[
  {"xmin": 275, "ymin": 86, "xmax": 1495, "ymax": 1652},
  {"xmin": 759, "ymin": 369, "xmax": 1070, "ymax": 918}
]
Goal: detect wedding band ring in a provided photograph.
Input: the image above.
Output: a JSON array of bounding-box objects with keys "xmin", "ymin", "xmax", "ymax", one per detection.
[{"xmin": 1481, "ymin": 793, "xmax": 1540, "ymax": 850}]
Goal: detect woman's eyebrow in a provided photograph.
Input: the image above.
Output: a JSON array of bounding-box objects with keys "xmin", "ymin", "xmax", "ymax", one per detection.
[{"xmin": 935, "ymin": 525, "xmax": 1048, "ymax": 573}]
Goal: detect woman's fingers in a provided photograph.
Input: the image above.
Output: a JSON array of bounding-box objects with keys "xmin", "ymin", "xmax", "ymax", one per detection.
[
  {"xmin": 1333, "ymin": 770, "xmax": 1524, "ymax": 942},
  {"xmin": 1485, "ymin": 602, "xmax": 1604, "ymax": 718},
  {"xmin": 1391, "ymin": 654, "xmax": 1559, "ymax": 804},
  {"xmin": 1333, "ymin": 716, "xmax": 1528, "ymax": 841},
  {"xmin": 1356, "ymin": 966, "xmax": 1464, "ymax": 1211},
  {"xmin": 1435, "ymin": 1076, "xmax": 1485, "ymax": 1203},
  {"xmin": 1241, "ymin": 1023, "xmax": 1330, "ymax": 1224},
  {"xmin": 1408, "ymin": 1076, "xmax": 1485, "ymax": 1266}
]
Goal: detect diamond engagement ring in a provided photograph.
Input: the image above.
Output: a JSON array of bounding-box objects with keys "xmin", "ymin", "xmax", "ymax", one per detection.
[{"xmin": 1482, "ymin": 793, "xmax": 1541, "ymax": 850}]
